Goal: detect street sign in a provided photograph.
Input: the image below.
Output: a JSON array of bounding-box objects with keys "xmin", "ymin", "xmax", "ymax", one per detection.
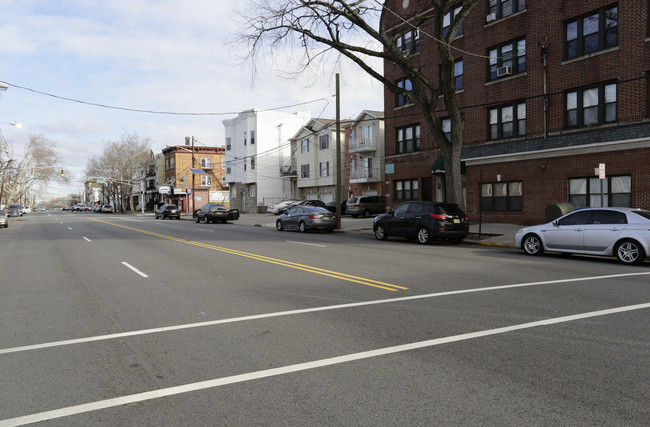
[
  {"xmin": 598, "ymin": 163, "xmax": 606, "ymax": 180},
  {"xmin": 159, "ymin": 186, "xmax": 171, "ymax": 195},
  {"xmin": 96, "ymin": 179, "xmax": 106, "ymax": 184}
]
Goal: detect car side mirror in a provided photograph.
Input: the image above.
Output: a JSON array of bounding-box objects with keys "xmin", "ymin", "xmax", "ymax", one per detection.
[
  {"xmin": 387, "ymin": 209, "xmax": 395, "ymax": 216},
  {"xmin": 553, "ymin": 220, "xmax": 559, "ymax": 227}
]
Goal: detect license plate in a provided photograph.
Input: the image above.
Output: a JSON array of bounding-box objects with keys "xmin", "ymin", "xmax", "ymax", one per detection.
[
  {"xmin": 453, "ymin": 219, "xmax": 460, "ymax": 223},
  {"xmin": 322, "ymin": 216, "xmax": 330, "ymax": 220}
]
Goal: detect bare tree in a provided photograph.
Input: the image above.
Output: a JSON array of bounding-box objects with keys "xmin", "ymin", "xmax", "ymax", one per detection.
[
  {"xmin": 86, "ymin": 131, "xmax": 152, "ymax": 212},
  {"xmin": 1, "ymin": 134, "xmax": 64, "ymax": 206},
  {"xmin": 235, "ymin": 0, "xmax": 478, "ymax": 209}
]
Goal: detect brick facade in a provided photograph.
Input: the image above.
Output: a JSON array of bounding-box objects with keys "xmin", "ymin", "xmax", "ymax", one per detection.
[{"xmin": 383, "ymin": 0, "xmax": 650, "ymax": 225}]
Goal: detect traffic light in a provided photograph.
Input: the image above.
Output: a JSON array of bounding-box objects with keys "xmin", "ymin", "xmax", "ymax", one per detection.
[
  {"xmin": 109, "ymin": 178, "xmax": 113, "ymax": 184},
  {"xmin": 60, "ymin": 169, "xmax": 64, "ymax": 177}
]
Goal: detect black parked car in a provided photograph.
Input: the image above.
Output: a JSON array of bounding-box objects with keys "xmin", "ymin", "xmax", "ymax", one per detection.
[
  {"xmin": 325, "ymin": 200, "xmax": 346, "ymax": 215},
  {"xmin": 155, "ymin": 204, "xmax": 181, "ymax": 219},
  {"xmin": 276, "ymin": 206, "xmax": 337, "ymax": 233},
  {"xmin": 195, "ymin": 203, "xmax": 239, "ymax": 224},
  {"xmin": 373, "ymin": 202, "xmax": 469, "ymax": 244}
]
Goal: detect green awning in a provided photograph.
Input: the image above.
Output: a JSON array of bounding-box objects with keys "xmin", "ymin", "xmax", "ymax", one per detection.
[
  {"xmin": 431, "ymin": 155, "xmax": 466, "ymax": 174},
  {"xmin": 431, "ymin": 155, "xmax": 446, "ymax": 174}
]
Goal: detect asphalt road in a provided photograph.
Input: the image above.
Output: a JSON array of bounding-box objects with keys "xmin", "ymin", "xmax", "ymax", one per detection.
[{"xmin": 1, "ymin": 211, "xmax": 648, "ymax": 426}]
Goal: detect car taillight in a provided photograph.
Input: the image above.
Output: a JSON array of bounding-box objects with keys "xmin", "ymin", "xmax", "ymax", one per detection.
[
  {"xmin": 429, "ymin": 213, "xmax": 448, "ymax": 220},
  {"xmin": 309, "ymin": 215, "xmax": 318, "ymax": 219}
]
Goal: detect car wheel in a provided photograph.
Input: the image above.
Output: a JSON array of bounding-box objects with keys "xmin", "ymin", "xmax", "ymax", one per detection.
[
  {"xmin": 374, "ymin": 224, "xmax": 388, "ymax": 241},
  {"xmin": 195, "ymin": 215, "xmax": 200, "ymax": 223},
  {"xmin": 615, "ymin": 239, "xmax": 645, "ymax": 265},
  {"xmin": 299, "ymin": 221, "xmax": 307, "ymax": 233},
  {"xmin": 416, "ymin": 227, "xmax": 431, "ymax": 245},
  {"xmin": 276, "ymin": 220, "xmax": 284, "ymax": 231},
  {"xmin": 522, "ymin": 234, "xmax": 544, "ymax": 256},
  {"xmin": 362, "ymin": 209, "xmax": 371, "ymax": 218}
]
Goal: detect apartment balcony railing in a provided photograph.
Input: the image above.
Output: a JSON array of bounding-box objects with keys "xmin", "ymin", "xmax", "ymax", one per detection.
[
  {"xmin": 280, "ymin": 165, "xmax": 297, "ymax": 177},
  {"xmin": 350, "ymin": 167, "xmax": 380, "ymax": 182},
  {"xmin": 349, "ymin": 136, "xmax": 378, "ymax": 152}
]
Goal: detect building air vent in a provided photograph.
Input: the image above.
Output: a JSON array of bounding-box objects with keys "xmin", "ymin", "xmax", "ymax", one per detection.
[{"xmin": 486, "ymin": 12, "xmax": 497, "ymax": 22}]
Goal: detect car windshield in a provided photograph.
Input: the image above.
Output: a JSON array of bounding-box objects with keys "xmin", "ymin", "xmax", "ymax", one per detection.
[
  {"xmin": 347, "ymin": 197, "xmax": 359, "ymax": 203},
  {"xmin": 307, "ymin": 207, "xmax": 331, "ymax": 214}
]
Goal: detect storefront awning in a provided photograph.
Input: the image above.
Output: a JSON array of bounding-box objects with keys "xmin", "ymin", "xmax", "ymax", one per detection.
[{"xmin": 431, "ymin": 155, "xmax": 466, "ymax": 174}]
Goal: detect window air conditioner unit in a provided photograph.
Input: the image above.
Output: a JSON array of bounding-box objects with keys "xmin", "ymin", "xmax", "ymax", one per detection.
[
  {"xmin": 497, "ymin": 66, "xmax": 512, "ymax": 77},
  {"xmin": 486, "ymin": 12, "xmax": 497, "ymax": 22}
]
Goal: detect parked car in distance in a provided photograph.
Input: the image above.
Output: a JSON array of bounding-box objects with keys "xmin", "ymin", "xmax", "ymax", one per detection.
[
  {"xmin": 276, "ymin": 206, "xmax": 337, "ymax": 233},
  {"xmin": 7, "ymin": 205, "xmax": 23, "ymax": 217},
  {"xmin": 373, "ymin": 202, "xmax": 469, "ymax": 244},
  {"xmin": 277, "ymin": 199, "xmax": 327, "ymax": 215},
  {"xmin": 515, "ymin": 207, "xmax": 650, "ymax": 265},
  {"xmin": 0, "ymin": 210, "xmax": 8, "ymax": 228},
  {"xmin": 101, "ymin": 204, "xmax": 114, "ymax": 213},
  {"xmin": 346, "ymin": 195, "xmax": 386, "ymax": 218},
  {"xmin": 93, "ymin": 204, "xmax": 102, "ymax": 212},
  {"xmin": 154, "ymin": 204, "xmax": 180, "ymax": 219},
  {"xmin": 325, "ymin": 200, "xmax": 347, "ymax": 215},
  {"xmin": 195, "ymin": 203, "xmax": 240, "ymax": 223},
  {"xmin": 267, "ymin": 200, "xmax": 299, "ymax": 215},
  {"xmin": 72, "ymin": 203, "xmax": 91, "ymax": 212}
]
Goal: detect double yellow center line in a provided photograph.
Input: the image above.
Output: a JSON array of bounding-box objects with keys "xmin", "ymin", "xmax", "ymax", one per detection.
[{"xmin": 90, "ymin": 218, "xmax": 407, "ymax": 291}]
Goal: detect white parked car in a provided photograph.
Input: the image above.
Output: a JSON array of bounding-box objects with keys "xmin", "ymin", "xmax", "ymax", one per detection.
[
  {"xmin": 267, "ymin": 200, "xmax": 298, "ymax": 215},
  {"xmin": 515, "ymin": 207, "xmax": 650, "ymax": 265}
]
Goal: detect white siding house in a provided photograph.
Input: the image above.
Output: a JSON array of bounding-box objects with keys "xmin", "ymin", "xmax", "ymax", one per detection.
[{"xmin": 223, "ymin": 109, "xmax": 310, "ymax": 212}]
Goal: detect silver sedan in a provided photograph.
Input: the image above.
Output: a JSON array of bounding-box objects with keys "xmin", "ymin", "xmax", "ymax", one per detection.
[{"xmin": 515, "ymin": 207, "xmax": 650, "ymax": 265}]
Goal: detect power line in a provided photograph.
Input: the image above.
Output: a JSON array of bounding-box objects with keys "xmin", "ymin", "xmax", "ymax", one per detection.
[{"xmin": 0, "ymin": 81, "xmax": 331, "ymax": 116}]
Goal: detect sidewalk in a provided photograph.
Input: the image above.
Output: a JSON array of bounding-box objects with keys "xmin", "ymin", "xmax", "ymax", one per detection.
[{"xmin": 231, "ymin": 213, "xmax": 520, "ymax": 248}]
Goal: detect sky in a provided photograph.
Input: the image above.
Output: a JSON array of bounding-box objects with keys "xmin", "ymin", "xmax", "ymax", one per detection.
[{"xmin": 0, "ymin": 0, "xmax": 383, "ymax": 199}]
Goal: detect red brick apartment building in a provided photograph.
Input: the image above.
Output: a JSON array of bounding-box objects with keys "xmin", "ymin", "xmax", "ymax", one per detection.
[{"xmin": 383, "ymin": 0, "xmax": 650, "ymax": 225}]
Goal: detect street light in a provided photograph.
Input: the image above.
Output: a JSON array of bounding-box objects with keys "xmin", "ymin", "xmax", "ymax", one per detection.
[{"xmin": 0, "ymin": 121, "xmax": 22, "ymax": 128}]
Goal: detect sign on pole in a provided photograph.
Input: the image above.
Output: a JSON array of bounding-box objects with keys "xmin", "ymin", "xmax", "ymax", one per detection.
[{"xmin": 598, "ymin": 163, "xmax": 606, "ymax": 180}]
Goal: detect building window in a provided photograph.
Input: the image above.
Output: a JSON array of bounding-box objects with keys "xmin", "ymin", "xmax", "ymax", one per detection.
[
  {"xmin": 481, "ymin": 181, "xmax": 522, "ymax": 211},
  {"xmin": 454, "ymin": 60, "xmax": 463, "ymax": 90},
  {"xmin": 569, "ymin": 176, "xmax": 631, "ymax": 208},
  {"xmin": 489, "ymin": 102, "xmax": 526, "ymax": 139},
  {"xmin": 396, "ymin": 78, "xmax": 413, "ymax": 107},
  {"xmin": 320, "ymin": 134, "xmax": 329, "ymax": 150},
  {"xmin": 201, "ymin": 175, "xmax": 212, "ymax": 186},
  {"xmin": 301, "ymin": 138, "xmax": 310, "ymax": 153},
  {"xmin": 396, "ymin": 124, "xmax": 420, "ymax": 154},
  {"xmin": 244, "ymin": 131, "xmax": 247, "ymax": 146},
  {"xmin": 226, "ymin": 137, "xmax": 231, "ymax": 151},
  {"xmin": 300, "ymin": 164, "xmax": 310, "ymax": 178},
  {"xmin": 319, "ymin": 161, "xmax": 330, "ymax": 177},
  {"xmin": 226, "ymin": 161, "xmax": 231, "ymax": 174},
  {"xmin": 443, "ymin": 5, "xmax": 463, "ymax": 38},
  {"xmin": 566, "ymin": 83, "xmax": 616, "ymax": 128},
  {"xmin": 396, "ymin": 28, "xmax": 419, "ymax": 55},
  {"xmin": 487, "ymin": 0, "xmax": 526, "ymax": 21},
  {"xmin": 200, "ymin": 158, "xmax": 212, "ymax": 169},
  {"xmin": 489, "ymin": 39, "xmax": 525, "ymax": 80},
  {"xmin": 395, "ymin": 179, "xmax": 419, "ymax": 201},
  {"xmin": 249, "ymin": 185, "xmax": 256, "ymax": 197},
  {"xmin": 251, "ymin": 158, "xmax": 255, "ymax": 170},
  {"xmin": 565, "ymin": 5, "xmax": 618, "ymax": 60},
  {"xmin": 250, "ymin": 130, "xmax": 255, "ymax": 145}
]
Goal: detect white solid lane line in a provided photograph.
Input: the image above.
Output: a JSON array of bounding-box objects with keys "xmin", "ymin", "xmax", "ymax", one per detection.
[
  {"xmin": 121, "ymin": 262, "xmax": 149, "ymax": 278},
  {"xmin": 1, "ymin": 271, "xmax": 648, "ymax": 356},
  {"xmin": 83, "ymin": 237, "xmax": 91, "ymax": 242},
  {"xmin": 2, "ymin": 302, "xmax": 648, "ymax": 427},
  {"xmin": 286, "ymin": 240, "xmax": 327, "ymax": 247}
]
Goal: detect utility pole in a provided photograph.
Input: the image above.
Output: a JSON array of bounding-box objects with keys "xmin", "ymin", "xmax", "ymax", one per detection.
[
  {"xmin": 335, "ymin": 73, "xmax": 342, "ymax": 229},
  {"xmin": 191, "ymin": 136, "xmax": 196, "ymax": 217}
]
